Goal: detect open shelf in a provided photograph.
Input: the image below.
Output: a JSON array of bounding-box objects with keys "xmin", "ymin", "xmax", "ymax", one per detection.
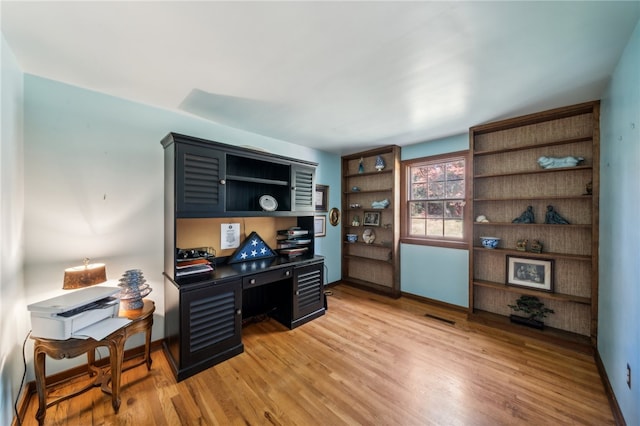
[
  {"xmin": 472, "ymin": 280, "xmax": 591, "ymax": 304},
  {"xmin": 472, "ymin": 247, "xmax": 591, "ymax": 261},
  {"xmin": 474, "ymin": 195, "xmax": 591, "ymax": 202},
  {"xmin": 474, "ymin": 165, "xmax": 592, "ymax": 179},
  {"xmin": 468, "ymin": 310, "xmax": 593, "ymax": 354},
  {"xmin": 345, "ymin": 169, "xmax": 393, "ymax": 178},
  {"xmin": 473, "ymin": 136, "xmax": 593, "ymax": 156}
]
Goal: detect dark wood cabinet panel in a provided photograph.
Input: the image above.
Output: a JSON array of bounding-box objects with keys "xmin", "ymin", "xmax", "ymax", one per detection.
[
  {"xmin": 163, "ymin": 277, "xmax": 243, "ymax": 382},
  {"xmin": 162, "ymin": 132, "xmax": 316, "ymax": 217},
  {"xmin": 176, "ymin": 143, "xmax": 225, "ymax": 216}
]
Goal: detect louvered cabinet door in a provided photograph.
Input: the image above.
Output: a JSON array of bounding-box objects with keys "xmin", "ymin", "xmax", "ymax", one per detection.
[
  {"xmin": 291, "ymin": 164, "xmax": 315, "ymax": 212},
  {"xmin": 180, "ymin": 279, "xmax": 243, "ymax": 369},
  {"xmin": 292, "ymin": 262, "xmax": 324, "ymax": 321},
  {"xmin": 176, "ymin": 143, "xmax": 226, "ymax": 216}
]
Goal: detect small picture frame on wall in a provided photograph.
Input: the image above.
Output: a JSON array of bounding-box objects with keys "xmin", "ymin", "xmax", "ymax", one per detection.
[
  {"xmin": 315, "ymin": 184, "xmax": 328, "ymax": 212},
  {"xmin": 363, "ymin": 211, "xmax": 381, "ymax": 227},
  {"xmin": 506, "ymin": 256, "xmax": 554, "ymax": 292},
  {"xmin": 314, "ymin": 215, "xmax": 326, "ymax": 237}
]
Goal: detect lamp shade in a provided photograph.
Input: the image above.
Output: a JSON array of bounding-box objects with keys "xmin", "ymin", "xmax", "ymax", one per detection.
[{"xmin": 63, "ymin": 261, "xmax": 107, "ymax": 289}]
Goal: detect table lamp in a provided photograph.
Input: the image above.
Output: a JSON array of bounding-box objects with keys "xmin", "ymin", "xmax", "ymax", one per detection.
[{"xmin": 63, "ymin": 258, "xmax": 107, "ymax": 289}]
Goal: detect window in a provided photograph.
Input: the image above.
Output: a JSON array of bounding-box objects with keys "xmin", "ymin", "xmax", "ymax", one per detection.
[{"xmin": 401, "ymin": 151, "xmax": 468, "ymax": 248}]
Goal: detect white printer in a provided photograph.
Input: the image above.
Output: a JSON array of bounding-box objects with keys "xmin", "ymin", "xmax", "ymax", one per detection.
[{"xmin": 27, "ymin": 286, "xmax": 130, "ymax": 340}]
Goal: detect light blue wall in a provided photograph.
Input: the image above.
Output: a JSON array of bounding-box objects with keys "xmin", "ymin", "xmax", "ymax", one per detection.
[
  {"xmin": 401, "ymin": 244, "xmax": 468, "ymax": 306},
  {"xmin": 599, "ymin": 18, "xmax": 640, "ymax": 426},
  {"xmin": 0, "ymin": 34, "xmax": 27, "ymax": 426},
  {"xmin": 400, "ymin": 133, "xmax": 469, "ymax": 307},
  {"xmin": 310, "ymin": 150, "xmax": 342, "ymax": 284}
]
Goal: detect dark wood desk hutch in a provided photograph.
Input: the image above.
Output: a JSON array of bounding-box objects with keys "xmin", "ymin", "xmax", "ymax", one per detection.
[{"xmin": 161, "ymin": 133, "xmax": 325, "ymax": 381}]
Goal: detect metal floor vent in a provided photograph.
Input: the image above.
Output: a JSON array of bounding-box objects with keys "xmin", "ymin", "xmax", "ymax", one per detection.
[{"xmin": 424, "ymin": 313, "xmax": 456, "ymax": 326}]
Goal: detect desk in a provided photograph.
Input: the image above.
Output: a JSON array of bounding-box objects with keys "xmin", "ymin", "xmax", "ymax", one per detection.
[{"xmin": 32, "ymin": 300, "xmax": 154, "ymax": 425}]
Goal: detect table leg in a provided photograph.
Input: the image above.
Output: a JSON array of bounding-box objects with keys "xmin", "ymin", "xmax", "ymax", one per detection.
[
  {"xmin": 144, "ymin": 327, "xmax": 153, "ymax": 371},
  {"xmin": 34, "ymin": 349, "xmax": 47, "ymax": 425},
  {"xmin": 108, "ymin": 336, "xmax": 124, "ymax": 413}
]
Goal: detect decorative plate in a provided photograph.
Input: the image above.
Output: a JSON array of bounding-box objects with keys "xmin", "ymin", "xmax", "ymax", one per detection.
[{"xmin": 259, "ymin": 195, "xmax": 278, "ymax": 211}]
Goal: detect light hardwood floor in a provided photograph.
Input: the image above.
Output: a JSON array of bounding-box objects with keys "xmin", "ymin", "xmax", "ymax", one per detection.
[{"xmin": 20, "ymin": 284, "xmax": 614, "ymax": 425}]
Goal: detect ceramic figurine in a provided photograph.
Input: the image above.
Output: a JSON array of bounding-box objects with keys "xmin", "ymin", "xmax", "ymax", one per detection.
[
  {"xmin": 530, "ymin": 240, "xmax": 543, "ymax": 253},
  {"xmin": 475, "ymin": 215, "xmax": 489, "ymax": 223},
  {"xmin": 352, "ymin": 215, "xmax": 360, "ymax": 226},
  {"xmin": 371, "ymin": 199, "xmax": 390, "ymax": 209},
  {"xmin": 516, "ymin": 239, "xmax": 528, "ymax": 251},
  {"xmin": 585, "ymin": 180, "xmax": 593, "ymax": 195},
  {"xmin": 358, "ymin": 157, "xmax": 364, "ymax": 173},
  {"xmin": 375, "ymin": 155, "xmax": 385, "ymax": 171},
  {"xmin": 513, "ymin": 206, "xmax": 535, "ymax": 223},
  {"xmin": 544, "ymin": 205, "xmax": 570, "ymax": 224},
  {"xmin": 362, "ymin": 228, "xmax": 376, "ymax": 244},
  {"xmin": 537, "ymin": 156, "xmax": 584, "ymax": 169}
]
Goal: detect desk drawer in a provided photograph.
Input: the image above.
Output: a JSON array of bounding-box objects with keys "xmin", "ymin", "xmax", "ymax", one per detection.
[{"xmin": 242, "ymin": 268, "xmax": 292, "ymax": 289}]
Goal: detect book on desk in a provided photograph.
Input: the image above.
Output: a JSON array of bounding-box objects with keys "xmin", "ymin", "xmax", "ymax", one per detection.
[{"xmin": 27, "ymin": 286, "xmax": 131, "ymax": 340}]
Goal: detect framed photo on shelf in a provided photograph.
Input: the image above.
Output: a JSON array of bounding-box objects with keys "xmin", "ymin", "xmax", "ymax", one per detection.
[
  {"xmin": 506, "ymin": 256, "xmax": 553, "ymax": 292},
  {"xmin": 363, "ymin": 211, "xmax": 381, "ymax": 227},
  {"xmin": 314, "ymin": 215, "xmax": 326, "ymax": 237},
  {"xmin": 315, "ymin": 184, "xmax": 328, "ymax": 212}
]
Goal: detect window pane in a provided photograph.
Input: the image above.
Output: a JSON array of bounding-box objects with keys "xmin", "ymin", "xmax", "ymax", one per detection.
[
  {"xmin": 428, "ymin": 182, "xmax": 444, "ymax": 198},
  {"xmin": 411, "ymin": 183, "xmax": 428, "ymax": 200},
  {"xmin": 426, "ymin": 219, "xmax": 443, "ymax": 236},
  {"xmin": 445, "ymin": 201, "xmax": 464, "ymax": 218},
  {"xmin": 411, "ymin": 167, "xmax": 428, "ymax": 183},
  {"xmin": 409, "ymin": 201, "xmax": 426, "ymax": 218},
  {"xmin": 428, "ymin": 164, "xmax": 445, "ymax": 182},
  {"xmin": 446, "ymin": 180, "xmax": 464, "ymax": 198},
  {"xmin": 426, "ymin": 201, "xmax": 443, "ymax": 218},
  {"xmin": 446, "ymin": 160, "xmax": 465, "ymax": 180},
  {"xmin": 410, "ymin": 218, "xmax": 426, "ymax": 236},
  {"xmin": 444, "ymin": 219, "xmax": 463, "ymax": 238}
]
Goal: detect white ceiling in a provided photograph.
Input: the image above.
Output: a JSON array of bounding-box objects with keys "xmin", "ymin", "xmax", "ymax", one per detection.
[{"xmin": 2, "ymin": 1, "xmax": 639, "ymax": 155}]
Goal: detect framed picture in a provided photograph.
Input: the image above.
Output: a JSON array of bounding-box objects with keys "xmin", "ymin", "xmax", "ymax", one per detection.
[
  {"xmin": 315, "ymin": 184, "xmax": 328, "ymax": 212},
  {"xmin": 506, "ymin": 256, "xmax": 554, "ymax": 292},
  {"xmin": 314, "ymin": 215, "xmax": 326, "ymax": 237},
  {"xmin": 363, "ymin": 211, "xmax": 381, "ymax": 227}
]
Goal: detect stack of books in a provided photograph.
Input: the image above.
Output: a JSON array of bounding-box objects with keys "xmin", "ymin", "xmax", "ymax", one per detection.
[{"xmin": 276, "ymin": 227, "xmax": 310, "ymax": 257}]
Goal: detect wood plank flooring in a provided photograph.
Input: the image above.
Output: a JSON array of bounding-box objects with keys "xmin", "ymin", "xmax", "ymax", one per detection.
[{"xmin": 20, "ymin": 284, "xmax": 614, "ymax": 425}]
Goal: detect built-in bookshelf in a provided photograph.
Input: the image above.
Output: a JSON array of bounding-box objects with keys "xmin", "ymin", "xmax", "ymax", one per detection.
[{"xmin": 467, "ymin": 101, "xmax": 600, "ymax": 352}]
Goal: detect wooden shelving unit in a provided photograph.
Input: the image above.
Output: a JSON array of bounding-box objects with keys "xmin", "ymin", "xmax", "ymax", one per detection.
[
  {"xmin": 341, "ymin": 146, "xmax": 401, "ymax": 297},
  {"xmin": 467, "ymin": 101, "xmax": 600, "ymax": 350}
]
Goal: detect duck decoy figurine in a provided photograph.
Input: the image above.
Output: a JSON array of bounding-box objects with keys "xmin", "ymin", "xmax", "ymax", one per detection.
[
  {"xmin": 544, "ymin": 205, "xmax": 570, "ymax": 224},
  {"xmin": 512, "ymin": 206, "xmax": 535, "ymax": 223}
]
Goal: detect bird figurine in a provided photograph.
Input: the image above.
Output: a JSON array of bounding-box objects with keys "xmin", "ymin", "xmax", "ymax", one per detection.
[
  {"xmin": 544, "ymin": 205, "xmax": 570, "ymax": 224},
  {"xmin": 513, "ymin": 206, "xmax": 535, "ymax": 223}
]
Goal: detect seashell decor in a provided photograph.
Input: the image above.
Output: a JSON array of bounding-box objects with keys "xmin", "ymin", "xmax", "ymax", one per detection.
[{"xmin": 118, "ymin": 269, "xmax": 152, "ymax": 310}]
